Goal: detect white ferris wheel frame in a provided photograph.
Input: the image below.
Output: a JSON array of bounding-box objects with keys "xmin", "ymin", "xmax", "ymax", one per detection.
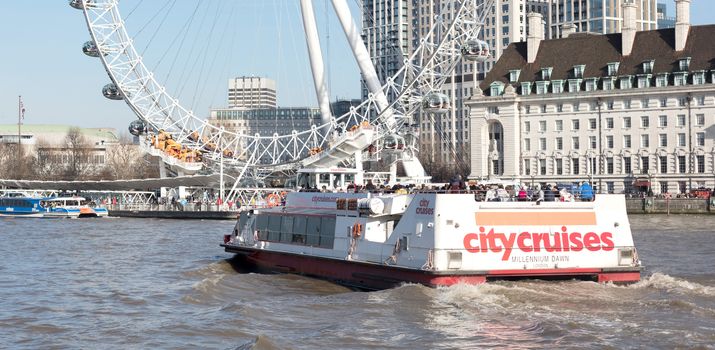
[{"xmin": 76, "ymin": 0, "xmax": 493, "ymax": 180}]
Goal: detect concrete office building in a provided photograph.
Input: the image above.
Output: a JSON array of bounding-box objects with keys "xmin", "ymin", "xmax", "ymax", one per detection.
[
  {"xmin": 468, "ymin": 0, "xmax": 715, "ymax": 194},
  {"xmin": 228, "ymin": 77, "xmax": 277, "ymax": 109}
]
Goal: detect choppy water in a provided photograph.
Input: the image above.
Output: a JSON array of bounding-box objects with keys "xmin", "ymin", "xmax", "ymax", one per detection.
[{"xmin": 0, "ymin": 215, "xmax": 714, "ymax": 349}]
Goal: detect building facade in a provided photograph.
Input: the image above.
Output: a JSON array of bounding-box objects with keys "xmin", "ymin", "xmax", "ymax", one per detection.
[
  {"xmin": 208, "ymin": 108, "xmax": 322, "ymax": 137},
  {"xmin": 548, "ymin": 0, "xmax": 658, "ymax": 39},
  {"xmin": 228, "ymin": 77, "xmax": 277, "ymax": 109},
  {"xmin": 0, "ymin": 124, "xmax": 121, "ymax": 178},
  {"xmin": 468, "ymin": 1, "xmax": 715, "ymax": 194}
]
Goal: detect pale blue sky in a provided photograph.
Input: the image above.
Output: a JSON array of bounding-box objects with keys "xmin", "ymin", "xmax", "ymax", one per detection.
[{"xmin": 0, "ymin": 1, "xmax": 713, "ymax": 134}]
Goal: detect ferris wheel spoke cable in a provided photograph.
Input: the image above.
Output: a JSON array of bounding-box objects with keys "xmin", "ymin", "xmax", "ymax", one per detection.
[
  {"xmin": 207, "ymin": 1, "xmax": 240, "ymax": 111},
  {"xmin": 123, "ymin": 0, "xmax": 144, "ymax": 21},
  {"xmin": 132, "ymin": 0, "xmax": 174, "ymax": 41},
  {"xmin": 140, "ymin": 0, "xmax": 178, "ymax": 56},
  {"xmin": 161, "ymin": 2, "xmax": 201, "ymax": 83},
  {"xmin": 191, "ymin": 1, "xmax": 233, "ymax": 111},
  {"xmin": 175, "ymin": 1, "xmax": 215, "ymax": 98}
]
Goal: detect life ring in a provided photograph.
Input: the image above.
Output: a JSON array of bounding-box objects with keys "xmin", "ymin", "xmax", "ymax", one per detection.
[
  {"xmin": 352, "ymin": 223, "xmax": 362, "ymax": 238},
  {"xmin": 266, "ymin": 194, "xmax": 281, "ymax": 207}
]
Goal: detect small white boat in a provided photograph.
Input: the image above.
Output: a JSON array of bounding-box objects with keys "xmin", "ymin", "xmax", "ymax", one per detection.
[{"xmin": 42, "ymin": 197, "xmax": 109, "ymax": 218}]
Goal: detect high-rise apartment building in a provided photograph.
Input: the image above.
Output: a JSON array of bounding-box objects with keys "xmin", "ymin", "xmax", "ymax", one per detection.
[
  {"xmin": 361, "ymin": 0, "xmax": 410, "ymax": 102},
  {"xmin": 389, "ymin": 1, "xmax": 548, "ymax": 169},
  {"xmin": 548, "ymin": 0, "xmax": 658, "ymax": 39},
  {"xmin": 228, "ymin": 77, "xmax": 277, "ymax": 109},
  {"xmin": 657, "ymin": 1, "xmax": 675, "ymax": 29}
]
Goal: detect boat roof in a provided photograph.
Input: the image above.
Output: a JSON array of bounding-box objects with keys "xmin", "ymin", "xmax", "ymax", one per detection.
[{"xmin": 44, "ymin": 197, "xmax": 86, "ymax": 201}]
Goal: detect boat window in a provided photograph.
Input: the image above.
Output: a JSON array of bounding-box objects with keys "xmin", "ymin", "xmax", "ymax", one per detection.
[
  {"xmin": 280, "ymin": 216, "xmax": 294, "ymax": 243},
  {"xmin": 237, "ymin": 212, "xmax": 250, "ymax": 233},
  {"xmin": 256, "ymin": 215, "xmax": 269, "ymax": 240},
  {"xmin": 292, "ymin": 216, "xmax": 307, "ymax": 244},
  {"xmin": 305, "ymin": 216, "xmax": 322, "ymax": 246},
  {"xmin": 319, "ymin": 217, "xmax": 336, "ymax": 248},
  {"xmin": 319, "ymin": 173, "xmax": 330, "ymax": 186},
  {"xmin": 267, "ymin": 215, "xmax": 282, "ymax": 241}
]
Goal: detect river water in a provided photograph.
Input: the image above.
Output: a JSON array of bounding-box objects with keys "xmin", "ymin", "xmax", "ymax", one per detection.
[{"xmin": 0, "ymin": 215, "xmax": 714, "ymax": 349}]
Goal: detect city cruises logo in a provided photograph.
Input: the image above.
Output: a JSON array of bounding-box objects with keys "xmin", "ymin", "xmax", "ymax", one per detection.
[
  {"xmin": 462, "ymin": 211, "xmax": 614, "ymax": 260},
  {"xmin": 463, "ymin": 226, "xmax": 614, "ymax": 261}
]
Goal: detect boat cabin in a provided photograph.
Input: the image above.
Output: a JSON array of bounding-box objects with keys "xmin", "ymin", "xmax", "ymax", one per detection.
[{"xmin": 296, "ymin": 168, "xmax": 362, "ymax": 191}]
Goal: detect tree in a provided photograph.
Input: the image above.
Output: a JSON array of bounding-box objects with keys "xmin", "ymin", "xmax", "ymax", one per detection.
[
  {"xmin": 104, "ymin": 133, "xmax": 142, "ymax": 179},
  {"xmin": 31, "ymin": 138, "xmax": 65, "ymax": 180},
  {"xmin": 63, "ymin": 127, "xmax": 93, "ymax": 180},
  {"xmin": 103, "ymin": 133, "xmax": 161, "ymax": 180},
  {"xmin": 0, "ymin": 143, "xmax": 35, "ymax": 180}
]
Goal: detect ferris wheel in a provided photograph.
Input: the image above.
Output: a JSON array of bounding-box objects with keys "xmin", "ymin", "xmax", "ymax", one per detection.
[{"xmin": 70, "ymin": 0, "xmax": 493, "ymax": 189}]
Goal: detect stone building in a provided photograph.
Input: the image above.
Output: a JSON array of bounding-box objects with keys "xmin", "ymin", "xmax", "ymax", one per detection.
[{"xmin": 468, "ymin": 0, "xmax": 714, "ymax": 194}]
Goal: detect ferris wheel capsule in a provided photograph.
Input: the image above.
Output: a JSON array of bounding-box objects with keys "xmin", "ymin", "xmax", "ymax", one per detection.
[
  {"xmin": 383, "ymin": 134, "xmax": 405, "ymax": 150},
  {"xmin": 461, "ymin": 39, "xmax": 490, "ymax": 62},
  {"xmin": 69, "ymin": 0, "xmax": 94, "ymax": 9},
  {"xmin": 68, "ymin": 0, "xmax": 83, "ymax": 9},
  {"xmin": 102, "ymin": 83, "xmax": 123, "ymax": 100},
  {"xmin": 422, "ymin": 93, "xmax": 450, "ymax": 114},
  {"xmin": 82, "ymin": 41, "xmax": 102, "ymax": 57},
  {"xmin": 128, "ymin": 119, "xmax": 146, "ymax": 136}
]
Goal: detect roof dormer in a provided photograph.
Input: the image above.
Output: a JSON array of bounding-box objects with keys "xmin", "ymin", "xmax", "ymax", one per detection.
[
  {"xmin": 541, "ymin": 67, "xmax": 553, "ymax": 80},
  {"xmin": 607, "ymin": 62, "xmax": 620, "ymax": 76},
  {"xmin": 573, "ymin": 65, "xmax": 585, "ymax": 79},
  {"xmin": 642, "ymin": 60, "xmax": 655, "ymax": 74},
  {"xmin": 679, "ymin": 57, "xmax": 691, "ymax": 72},
  {"xmin": 490, "ymin": 81, "xmax": 505, "ymax": 96},
  {"xmin": 509, "ymin": 69, "xmax": 521, "ymax": 83}
]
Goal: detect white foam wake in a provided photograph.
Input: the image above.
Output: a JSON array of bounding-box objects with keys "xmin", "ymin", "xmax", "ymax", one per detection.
[{"xmin": 631, "ymin": 272, "xmax": 715, "ymax": 297}]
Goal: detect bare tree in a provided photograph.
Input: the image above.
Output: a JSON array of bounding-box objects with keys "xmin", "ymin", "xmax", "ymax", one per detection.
[
  {"xmin": 63, "ymin": 127, "xmax": 93, "ymax": 180},
  {"xmin": 104, "ymin": 133, "xmax": 142, "ymax": 179},
  {"xmin": 31, "ymin": 138, "xmax": 65, "ymax": 180},
  {"xmin": 0, "ymin": 143, "xmax": 16, "ymax": 179}
]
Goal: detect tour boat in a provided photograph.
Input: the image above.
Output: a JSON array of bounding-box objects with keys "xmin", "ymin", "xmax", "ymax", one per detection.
[
  {"xmin": 41, "ymin": 197, "xmax": 109, "ymax": 218},
  {"xmin": 222, "ymin": 190, "xmax": 642, "ymax": 290},
  {"xmin": 0, "ymin": 194, "xmax": 44, "ymax": 218}
]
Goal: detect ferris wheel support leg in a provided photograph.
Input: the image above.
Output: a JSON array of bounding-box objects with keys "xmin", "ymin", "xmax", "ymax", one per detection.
[
  {"xmin": 330, "ymin": 0, "xmax": 395, "ymax": 128},
  {"xmin": 300, "ymin": 0, "xmax": 333, "ymax": 126}
]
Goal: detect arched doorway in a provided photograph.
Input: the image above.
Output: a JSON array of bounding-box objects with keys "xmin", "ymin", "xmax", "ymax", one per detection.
[{"xmin": 488, "ymin": 121, "xmax": 504, "ymax": 176}]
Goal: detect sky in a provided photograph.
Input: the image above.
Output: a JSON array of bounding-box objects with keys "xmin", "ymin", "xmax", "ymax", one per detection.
[{"xmin": 0, "ymin": 1, "xmax": 713, "ymax": 134}]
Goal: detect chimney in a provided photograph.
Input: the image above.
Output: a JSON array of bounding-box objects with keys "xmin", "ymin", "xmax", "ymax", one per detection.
[
  {"xmin": 675, "ymin": 0, "xmax": 691, "ymax": 51},
  {"xmin": 621, "ymin": 0, "xmax": 636, "ymax": 56},
  {"xmin": 527, "ymin": 13, "xmax": 544, "ymax": 64},
  {"xmin": 561, "ymin": 23, "xmax": 576, "ymax": 38}
]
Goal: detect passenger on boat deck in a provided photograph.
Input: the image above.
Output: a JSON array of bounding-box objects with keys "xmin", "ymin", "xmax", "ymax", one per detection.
[
  {"xmin": 535, "ymin": 185, "xmax": 545, "ymax": 203},
  {"xmin": 579, "ymin": 181, "xmax": 594, "ymax": 201},
  {"xmin": 365, "ymin": 179, "xmax": 376, "ymax": 191},
  {"xmin": 517, "ymin": 186, "xmax": 527, "ymax": 201},
  {"xmin": 485, "ymin": 187, "xmax": 496, "ymax": 201},
  {"xmin": 496, "ymin": 185, "xmax": 509, "ymax": 201}
]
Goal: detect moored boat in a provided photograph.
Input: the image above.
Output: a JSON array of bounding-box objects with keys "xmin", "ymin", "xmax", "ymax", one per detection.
[
  {"xmin": 0, "ymin": 194, "xmax": 45, "ymax": 218},
  {"xmin": 222, "ymin": 191, "xmax": 642, "ymax": 290},
  {"xmin": 41, "ymin": 197, "xmax": 109, "ymax": 218}
]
